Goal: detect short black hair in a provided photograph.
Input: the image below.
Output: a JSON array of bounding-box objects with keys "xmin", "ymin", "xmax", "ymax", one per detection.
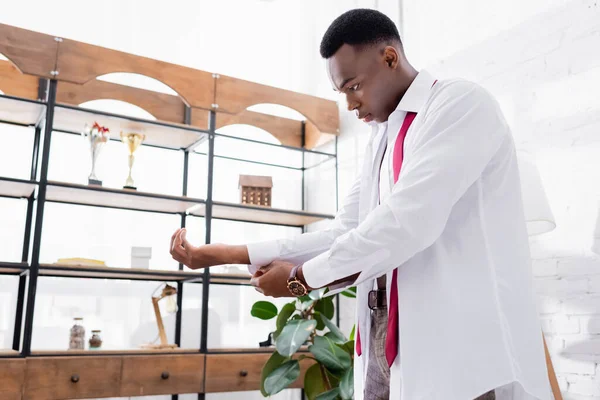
[{"xmin": 320, "ymin": 9, "xmax": 401, "ymax": 59}]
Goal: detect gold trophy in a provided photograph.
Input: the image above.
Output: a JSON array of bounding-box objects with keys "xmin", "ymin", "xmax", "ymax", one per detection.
[{"xmin": 120, "ymin": 132, "xmax": 145, "ymax": 190}]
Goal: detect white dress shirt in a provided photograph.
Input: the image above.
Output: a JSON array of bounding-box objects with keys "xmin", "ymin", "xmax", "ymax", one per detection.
[{"xmin": 248, "ymin": 71, "xmax": 552, "ymax": 400}]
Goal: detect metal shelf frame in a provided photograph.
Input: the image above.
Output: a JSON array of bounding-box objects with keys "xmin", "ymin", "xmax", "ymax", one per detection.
[{"xmin": 0, "ymin": 80, "xmax": 340, "ymax": 400}]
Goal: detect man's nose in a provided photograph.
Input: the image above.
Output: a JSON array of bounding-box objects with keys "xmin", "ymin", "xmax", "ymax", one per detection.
[{"xmin": 346, "ymin": 96, "xmax": 359, "ymax": 112}]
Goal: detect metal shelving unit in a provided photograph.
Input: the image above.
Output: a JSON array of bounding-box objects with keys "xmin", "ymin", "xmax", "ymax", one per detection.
[{"xmin": 0, "ymin": 81, "xmax": 339, "ymax": 397}]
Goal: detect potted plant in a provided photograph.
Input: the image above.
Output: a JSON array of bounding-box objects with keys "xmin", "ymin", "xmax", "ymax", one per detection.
[{"xmin": 251, "ymin": 287, "xmax": 357, "ymax": 399}]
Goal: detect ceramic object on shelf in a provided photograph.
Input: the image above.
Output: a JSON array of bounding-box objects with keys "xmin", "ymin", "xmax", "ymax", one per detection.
[{"xmin": 89, "ymin": 330, "xmax": 103, "ymax": 350}]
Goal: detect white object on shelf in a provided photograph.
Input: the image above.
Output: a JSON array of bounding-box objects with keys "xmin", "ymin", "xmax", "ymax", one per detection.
[{"xmin": 131, "ymin": 246, "xmax": 152, "ymax": 269}]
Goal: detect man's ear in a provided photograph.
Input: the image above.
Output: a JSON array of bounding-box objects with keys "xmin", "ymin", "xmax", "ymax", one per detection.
[{"xmin": 382, "ymin": 46, "xmax": 399, "ymax": 69}]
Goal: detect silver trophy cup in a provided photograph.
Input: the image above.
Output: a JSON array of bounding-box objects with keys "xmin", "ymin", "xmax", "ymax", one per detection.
[{"xmin": 82, "ymin": 123, "xmax": 110, "ymax": 186}]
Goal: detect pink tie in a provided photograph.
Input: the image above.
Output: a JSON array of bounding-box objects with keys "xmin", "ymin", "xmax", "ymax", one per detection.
[
  {"xmin": 355, "ymin": 80, "xmax": 437, "ymax": 367},
  {"xmin": 355, "ymin": 111, "xmax": 416, "ymax": 364},
  {"xmin": 385, "ymin": 111, "xmax": 417, "ymax": 367}
]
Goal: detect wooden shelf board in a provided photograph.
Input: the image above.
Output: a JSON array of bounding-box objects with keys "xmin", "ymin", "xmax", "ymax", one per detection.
[
  {"xmin": 0, "ymin": 178, "xmax": 36, "ymax": 198},
  {"xmin": 52, "ymin": 104, "xmax": 206, "ymax": 150},
  {"xmin": 45, "ymin": 181, "xmax": 204, "ymax": 214},
  {"xmin": 208, "ymin": 273, "xmax": 251, "ymax": 285},
  {"xmin": 190, "ymin": 202, "xmax": 333, "ymax": 227},
  {"xmin": 207, "ymin": 346, "xmax": 309, "ymax": 354},
  {"xmin": 0, "ymin": 349, "xmax": 18, "ymax": 356},
  {"xmin": 28, "ymin": 348, "xmax": 308, "ymax": 356},
  {"xmin": 31, "ymin": 348, "xmax": 199, "ymax": 356},
  {"xmin": 39, "ymin": 263, "xmax": 204, "ymax": 282},
  {"xmin": 0, "ymin": 95, "xmax": 45, "ymax": 126},
  {"xmin": 0, "ymin": 261, "xmax": 27, "ymax": 275}
]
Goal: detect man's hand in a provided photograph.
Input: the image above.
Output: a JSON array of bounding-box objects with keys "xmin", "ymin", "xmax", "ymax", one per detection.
[
  {"xmin": 169, "ymin": 228, "xmax": 250, "ymax": 269},
  {"xmin": 250, "ymin": 260, "xmax": 296, "ymax": 298}
]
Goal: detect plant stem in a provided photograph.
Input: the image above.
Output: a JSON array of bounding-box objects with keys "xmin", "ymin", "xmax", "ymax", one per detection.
[
  {"xmin": 319, "ymin": 363, "xmax": 332, "ymax": 391},
  {"xmin": 302, "ymin": 302, "xmax": 317, "ymax": 320}
]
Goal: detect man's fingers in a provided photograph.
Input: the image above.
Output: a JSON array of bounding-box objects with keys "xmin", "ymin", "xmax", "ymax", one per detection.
[
  {"xmin": 180, "ymin": 228, "xmax": 190, "ymax": 249},
  {"xmin": 173, "ymin": 229, "xmax": 185, "ymax": 250},
  {"xmin": 170, "ymin": 229, "xmax": 181, "ymax": 253},
  {"xmin": 258, "ymin": 264, "xmax": 275, "ymax": 275}
]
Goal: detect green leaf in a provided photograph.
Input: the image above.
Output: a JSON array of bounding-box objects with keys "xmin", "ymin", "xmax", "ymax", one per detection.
[
  {"xmin": 260, "ymin": 352, "xmax": 287, "ymax": 396},
  {"xmin": 301, "ymin": 300, "xmax": 315, "ymax": 311},
  {"xmin": 349, "ymin": 325, "xmax": 356, "ymax": 341},
  {"xmin": 316, "ymin": 387, "xmax": 341, "ymax": 400},
  {"xmin": 339, "ymin": 367, "xmax": 354, "ymax": 400},
  {"xmin": 304, "ymin": 363, "xmax": 327, "ymax": 400},
  {"xmin": 315, "ymin": 311, "xmax": 326, "ymax": 331},
  {"xmin": 315, "ymin": 297, "xmax": 334, "ymax": 320},
  {"xmin": 276, "ymin": 302, "xmax": 296, "ymax": 333},
  {"xmin": 337, "ymin": 340, "xmax": 355, "ymax": 357},
  {"xmin": 276, "ymin": 319, "xmax": 317, "ymax": 357},
  {"xmin": 341, "ymin": 286, "xmax": 357, "ymax": 298},
  {"xmin": 326, "ymin": 369, "xmax": 341, "ymax": 388},
  {"xmin": 251, "ymin": 301, "xmax": 278, "ymax": 320},
  {"xmin": 297, "ymin": 354, "xmax": 317, "ymax": 362},
  {"xmin": 318, "ymin": 313, "xmax": 347, "ymax": 343},
  {"xmin": 309, "ymin": 287, "xmax": 327, "ymax": 300},
  {"xmin": 325, "ymin": 332, "xmax": 345, "ymax": 344},
  {"xmin": 264, "ymin": 359, "xmax": 300, "ymax": 395},
  {"xmin": 309, "ymin": 336, "xmax": 352, "ymax": 373},
  {"xmin": 299, "ymin": 294, "xmax": 312, "ymax": 303}
]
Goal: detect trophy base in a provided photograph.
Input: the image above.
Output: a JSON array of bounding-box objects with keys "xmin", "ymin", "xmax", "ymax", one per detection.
[
  {"xmin": 123, "ymin": 185, "xmax": 137, "ymax": 191},
  {"xmin": 88, "ymin": 178, "xmax": 103, "ymax": 186}
]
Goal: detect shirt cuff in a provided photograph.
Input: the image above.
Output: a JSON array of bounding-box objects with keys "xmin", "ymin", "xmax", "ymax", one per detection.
[
  {"xmin": 324, "ymin": 280, "xmax": 355, "ymax": 297},
  {"xmin": 246, "ymin": 241, "xmax": 280, "ymax": 275},
  {"xmin": 301, "ymin": 250, "xmax": 331, "ymax": 289}
]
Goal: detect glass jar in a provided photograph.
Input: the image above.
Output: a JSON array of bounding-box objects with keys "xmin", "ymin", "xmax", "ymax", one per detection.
[
  {"xmin": 89, "ymin": 330, "xmax": 102, "ymax": 350},
  {"xmin": 69, "ymin": 317, "xmax": 85, "ymax": 350}
]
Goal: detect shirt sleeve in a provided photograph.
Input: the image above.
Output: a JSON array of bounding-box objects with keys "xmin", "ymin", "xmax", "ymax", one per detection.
[
  {"xmin": 246, "ymin": 176, "xmax": 362, "ymax": 274},
  {"xmin": 302, "ymin": 82, "xmax": 509, "ymax": 288}
]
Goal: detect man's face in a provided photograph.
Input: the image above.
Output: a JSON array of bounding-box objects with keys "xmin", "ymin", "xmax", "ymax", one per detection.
[{"xmin": 327, "ymin": 43, "xmax": 399, "ymax": 124}]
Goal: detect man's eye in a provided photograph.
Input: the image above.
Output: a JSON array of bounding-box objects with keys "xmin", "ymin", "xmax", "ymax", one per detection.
[{"xmin": 349, "ymin": 84, "xmax": 359, "ymax": 91}]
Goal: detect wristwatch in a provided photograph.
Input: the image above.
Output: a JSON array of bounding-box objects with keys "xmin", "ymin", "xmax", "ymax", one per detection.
[{"xmin": 287, "ymin": 265, "xmax": 308, "ymax": 297}]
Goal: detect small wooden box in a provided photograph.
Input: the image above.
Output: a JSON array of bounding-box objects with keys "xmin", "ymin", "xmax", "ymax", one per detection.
[{"xmin": 239, "ymin": 175, "xmax": 273, "ymax": 207}]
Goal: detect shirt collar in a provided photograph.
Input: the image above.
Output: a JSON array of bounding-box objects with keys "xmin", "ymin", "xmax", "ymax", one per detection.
[
  {"xmin": 368, "ymin": 69, "xmax": 436, "ymax": 132},
  {"xmin": 395, "ymin": 69, "xmax": 436, "ymax": 113}
]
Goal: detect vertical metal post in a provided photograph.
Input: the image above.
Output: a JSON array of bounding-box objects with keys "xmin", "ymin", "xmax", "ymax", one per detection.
[
  {"xmin": 200, "ymin": 112, "xmax": 215, "ymax": 349},
  {"xmin": 334, "ymin": 136, "xmax": 339, "ymax": 212},
  {"xmin": 301, "ymin": 122, "xmax": 306, "ymax": 219},
  {"xmin": 12, "ymin": 274, "xmax": 27, "ymax": 352},
  {"xmin": 174, "ymin": 151, "xmax": 189, "ymax": 347},
  {"xmin": 172, "ymin": 107, "xmax": 192, "ymax": 400},
  {"xmin": 37, "ymin": 78, "xmax": 47, "ymax": 101},
  {"xmin": 335, "ymin": 136, "xmax": 341, "ymax": 327},
  {"xmin": 22, "ymin": 79, "xmax": 58, "ymax": 355},
  {"xmin": 197, "ymin": 110, "xmax": 215, "ymax": 400},
  {"xmin": 31, "ymin": 123, "xmax": 42, "ymax": 182},
  {"xmin": 12, "ymin": 123, "xmax": 43, "ymax": 352}
]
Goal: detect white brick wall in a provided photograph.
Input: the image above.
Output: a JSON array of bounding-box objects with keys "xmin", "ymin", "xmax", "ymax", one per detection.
[{"xmin": 400, "ymin": 0, "xmax": 600, "ymax": 396}]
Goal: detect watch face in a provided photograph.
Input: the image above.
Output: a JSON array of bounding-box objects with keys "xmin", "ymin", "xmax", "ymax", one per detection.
[{"xmin": 288, "ymin": 281, "xmax": 307, "ymax": 297}]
